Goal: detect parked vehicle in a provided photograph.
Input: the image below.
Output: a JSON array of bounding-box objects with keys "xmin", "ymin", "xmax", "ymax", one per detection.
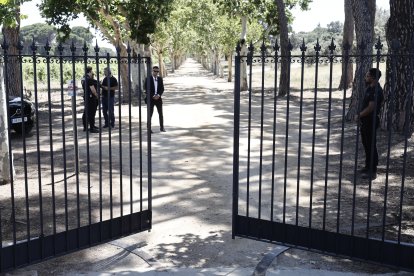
[{"xmin": 8, "ymin": 97, "xmax": 36, "ymax": 134}]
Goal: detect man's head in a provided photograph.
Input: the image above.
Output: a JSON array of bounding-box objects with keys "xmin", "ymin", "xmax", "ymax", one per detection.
[
  {"xmin": 104, "ymin": 67, "xmax": 111, "ymax": 77},
  {"xmin": 86, "ymin": 66, "xmax": 93, "ymax": 77},
  {"xmin": 152, "ymin": 66, "xmax": 160, "ymax": 78},
  {"xmin": 365, "ymin": 68, "xmax": 381, "ymax": 86}
]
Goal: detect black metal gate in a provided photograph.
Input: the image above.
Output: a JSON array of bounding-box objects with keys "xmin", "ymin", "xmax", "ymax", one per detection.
[
  {"xmin": 232, "ymin": 39, "xmax": 414, "ymax": 270},
  {"xmin": 0, "ymin": 41, "xmax": 153, "ymax": 272}
]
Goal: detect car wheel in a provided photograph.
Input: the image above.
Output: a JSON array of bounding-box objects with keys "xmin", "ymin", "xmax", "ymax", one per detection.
[{"xmin": 12, "ymin": 122, "xmax": 34, "ymax": 135}]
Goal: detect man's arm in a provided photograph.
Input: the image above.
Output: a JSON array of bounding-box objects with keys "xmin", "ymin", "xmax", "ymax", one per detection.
[
  {"xmin": 90, "ymin": 85, "xmax": 98, "ymax": 98},
  {"xmin": 354, "ymin": 101, "xmax": 375, "ymax": 122},
  {"xmin": 359, "ymin": 101, "xmax": 375, "ymax": 118},
  {"xmin": 158, "ymin": 78, "xmax": 164, "ymax": 96}
]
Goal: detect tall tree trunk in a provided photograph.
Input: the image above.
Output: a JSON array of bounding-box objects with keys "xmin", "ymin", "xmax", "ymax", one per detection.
[
  {"xmin": 0, "ymin": 63, "xmax": 13, "ymax": 185},
  {"xmin": 2, "ymin": 26, "xmax": 21, "ymax": 97},
  {"xmin": 382, "ymin": 0, "xmax": 414, "ymax": 132},
  {"xmin": 116, "ymin": 45, "xmax": 132, "ymax": 103},
  {"xmin": 133, "ymin": 44, "xmax": 149, "ymax": 101},
  {"xmin": 240, "ymin": 16, "xmax": 248, "ymax": 91},
  {"xmin": 346, "ymin": 0, "xmax": 376, "ymax": 120},
  {"xmin": 158, "ymin": 49, "xmax": 166, "ymax": 78},
  {"xmin": 170, "ymin": 50, "xmax": 175, "ymax": 73},
  {"xmin": 275, "ymin": 0, "xmax": 289, "ymax": 97},
  {"xmin": 227, "ymin": 53, "xmax": 233, "ymax": 82},
  {"xmin": 338, "ymin": 0, "xmax": 354, "ymax": 90}
]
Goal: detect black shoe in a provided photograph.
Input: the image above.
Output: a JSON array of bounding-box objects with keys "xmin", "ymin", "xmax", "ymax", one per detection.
[
  {"xmin": 103, "ymin": 125, "xmax": 109, "ymax": 128},
  {"xmin": 160, "ymin": 128, "xmax": 166, "ymax": 132},
  {"xmin": 358, "ymin": 167, "xmax": 369, "ymax": 174},
  {"xmin": 83, "ymin": 127, "xmax": 87, "ymax": 132},
  {"xmin": 90, "ymin": 128, "xmax": 100, "ymax": 133},
  {"xmin": 150, "ymin": 130, "xmax": 154, "ymax": 134},
  {"xmin": 361, "ymin": 171, "xmax": 377, "ymax": 180}
]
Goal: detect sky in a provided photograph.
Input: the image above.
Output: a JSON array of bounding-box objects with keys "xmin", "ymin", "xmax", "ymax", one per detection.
[
  {"xmin": 291, "ymin": 0, "xmax": 389, "ymax": 32},
  {"xmin": 21, "ymin": 0, "xmax": 390, "ymax": 46},
  {"xmin": 20, "ymin": 1, "xmax": 111, "ymax": 48}
]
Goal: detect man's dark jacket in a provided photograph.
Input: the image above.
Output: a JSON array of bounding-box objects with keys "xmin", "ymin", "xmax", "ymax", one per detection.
[{"xmin": 144, "ymin": 76, "xmax": 164, "ymax": 103}]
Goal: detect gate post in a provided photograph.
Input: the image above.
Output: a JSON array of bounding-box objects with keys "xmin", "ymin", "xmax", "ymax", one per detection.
[
  {"xmin": 232, "ymin": 43, "xmax": 241, "ymax": 239},
  {"xmin": 146, "ymin": 59, "xmax": 153, "ymax": 218},
  {"xmin": 0, "ymin": 60, "xmax": 13, "ymax": 185}
]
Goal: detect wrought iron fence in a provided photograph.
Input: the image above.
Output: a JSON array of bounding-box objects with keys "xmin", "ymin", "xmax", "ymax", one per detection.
[
  {"xmin": 232, "ymin": 39, "xmax": 414, "ymax": 271},
  {"xmin": 0, "ymin": 41, "xmax": 152, "ymax": 272}
]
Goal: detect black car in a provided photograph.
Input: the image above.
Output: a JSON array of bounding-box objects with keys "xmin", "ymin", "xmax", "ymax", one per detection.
[{"xmin": 8, "ymin": 96, "xmax": 36, "ymax": 134}]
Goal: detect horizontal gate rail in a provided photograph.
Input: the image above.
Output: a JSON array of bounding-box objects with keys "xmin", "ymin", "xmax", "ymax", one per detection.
[
  {"xmin": 0, "ymin": 41, "xmax": 153, "ymax": 272},
  {"xmin": 232, "ymin": 38, "xmax": 414, "ymax": 271}
]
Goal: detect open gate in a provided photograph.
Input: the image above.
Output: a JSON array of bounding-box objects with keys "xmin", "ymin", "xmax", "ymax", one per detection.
[
  {"xmin": 0, "ymin": 42, "xmax": 153, "ymax": 272},
  {"xmin": 232, "ymin": 40, "xmax": 414, "ymax": 271}
]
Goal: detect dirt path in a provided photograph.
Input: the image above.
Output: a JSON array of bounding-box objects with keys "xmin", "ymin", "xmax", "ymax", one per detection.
[{"xmin": 137, "ymin": 59, "xmax": 271, "ymax": 268}]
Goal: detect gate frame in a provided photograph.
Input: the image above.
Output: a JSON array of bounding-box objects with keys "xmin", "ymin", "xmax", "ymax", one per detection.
[
  {"xmin": 231, "ymin": 40, "xmax": 414, "ymax": 271},
  {"xmin": 0, "ymin": 41, "xmax": 153, "ymax": 272}
]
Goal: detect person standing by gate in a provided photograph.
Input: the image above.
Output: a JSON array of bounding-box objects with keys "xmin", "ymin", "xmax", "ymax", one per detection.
[
  {"xmin": 101, "ymin": 68, "xmax": 118, "ymax": 129},
  {"xmin": 82, "ymin": 66, "xmax": 100, "ymax": 133},
  {"xmin": 144, "ymin": 65, "xmax": 165, "ymax": 133},
  {"xmin": 355, "ymin": 68, "xmax": 384, "ymax": 180}
]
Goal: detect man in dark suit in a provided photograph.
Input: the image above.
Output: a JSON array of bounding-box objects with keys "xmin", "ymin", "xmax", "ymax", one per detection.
[
  {"xmin": 82, "ymin": 66, "xmax": 99, "ymax": 133},
  {"xmin": 145, "ymin": 66, "xmax": 165, "ymax": 133}
]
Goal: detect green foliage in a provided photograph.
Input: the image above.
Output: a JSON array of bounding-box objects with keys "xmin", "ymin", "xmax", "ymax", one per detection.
[
  {"xmin": 21, "ymin": 57, "xmax": 119, "ymax": 85},
  {"xmin": 39, "ymin": 0, "xmax": 174, "ymax": 44},
  {"xmin": 19, "ymin": 23, "xmax": 112, "ymax": 56},
  {"xmin": 213, "ymin": 0, "xmax": 312, "ymax": 37},
  {"xmin": 0, "ymin": 0, "xmax": 30, "ymax": 27},
  {"xmin": 291, "ymin": 21, "xmax": 343, "ymax": 56},
  {"xmin": 374, "ymin": 7, "xmax": 389, "ymax": 43}
]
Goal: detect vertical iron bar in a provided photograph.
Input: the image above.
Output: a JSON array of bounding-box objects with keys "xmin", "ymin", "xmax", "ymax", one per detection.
[
  {"xmin": 45, "ymin": 42, "xmax": 56, "ymax": 254},
  {"xmin": 0, "ymin": 58, "xmax": 2, "ymax": 269},
  {"xmin": 322, "ymin": 40, "xmax": 336, "ymax": 233},
  {"xmin": 366, "ymin": 39, "xmax": 383, "ymax": 238},
  {"xmin": 31, "ymin": 40, "xmax": 44, "ymax": 258},
  {"xmin": 351, "ymin": 42, "xmax": 366, "ymax": 256},
  {"xmin": 127, "ymin": 44, "xmax": 133, "ymax": 228},
  {"xmin": 136, "ymin": 54, "xmax": 142, "ymax": 230},
  {"xmin": 246, "ymin": 42, "xmax": 253, "ymax": 218},
  {"xmin": 309, "ymin": 40, "xmax": 321, "ymax": 232},
  {"xmin": 270, "ymin": 41, "xmax": 279, "ymax": 221},
  {"xmin": 296, "ymin": 40, "xmax": 307, "ymax": 226},
  {"xmin": 138, "ymin": 55, "xmax": 143, "ymax": 230},
  {"xmin": 258, "ymin": 42, "xmax": 266, "ymax": 220},
  {"xmin": 57, "ymin": 43, "xmax": 69, "ymax": 250},
  {"xmin": 93, "ymin": 43, "xmax": 100, "ymax": 245},
  {"xmin": 83, "ymin": 43, "xmax": 91, "ymax": 244},
  {"xmin": 71, "ymin": 41, "xmax": 81, "ymax": 249},
  {"xmin": 146, "ymin": 59, "xmax": 153, "ymax": 225},
  {"xmin": 17, "ymin": 42, "xmax": 31, "ymax": 263},
  {"xmin": 109, "ymin": 49, "xmax": 118, "ymax": 237},
  {"xmin": 282, "ymin": 42, "xmax": 293, "ymax": 225},
  {"xmin": 117, "ymin": 45, "xmax": 123, "ymax": 226},
  {"xmin": 337, "ymin": 43, "xmax": 351, "ymax": 234},
  {"xmin": 232, "ymin": 43, "xmax": 241, "ymax": 239},
  {"xmin": 105, "ymin": 53, "xmax": 112, "ymax": 236}
]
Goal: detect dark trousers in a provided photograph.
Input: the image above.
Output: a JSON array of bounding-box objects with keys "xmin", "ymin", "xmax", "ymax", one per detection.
[
  {"xmin": 360, "ymin": 118, "xmax": 379, "ymax": 171},
  {"xmin": 150, "ymin": 98, "xmax": 164, "ymax": 129},
  {"xmin": 102, "ymin": 96, "xmax": 115, "ymax": 127},
  {"xmin": 82, "ymin": 96, "xmax": 98, "ymax": 129}
]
